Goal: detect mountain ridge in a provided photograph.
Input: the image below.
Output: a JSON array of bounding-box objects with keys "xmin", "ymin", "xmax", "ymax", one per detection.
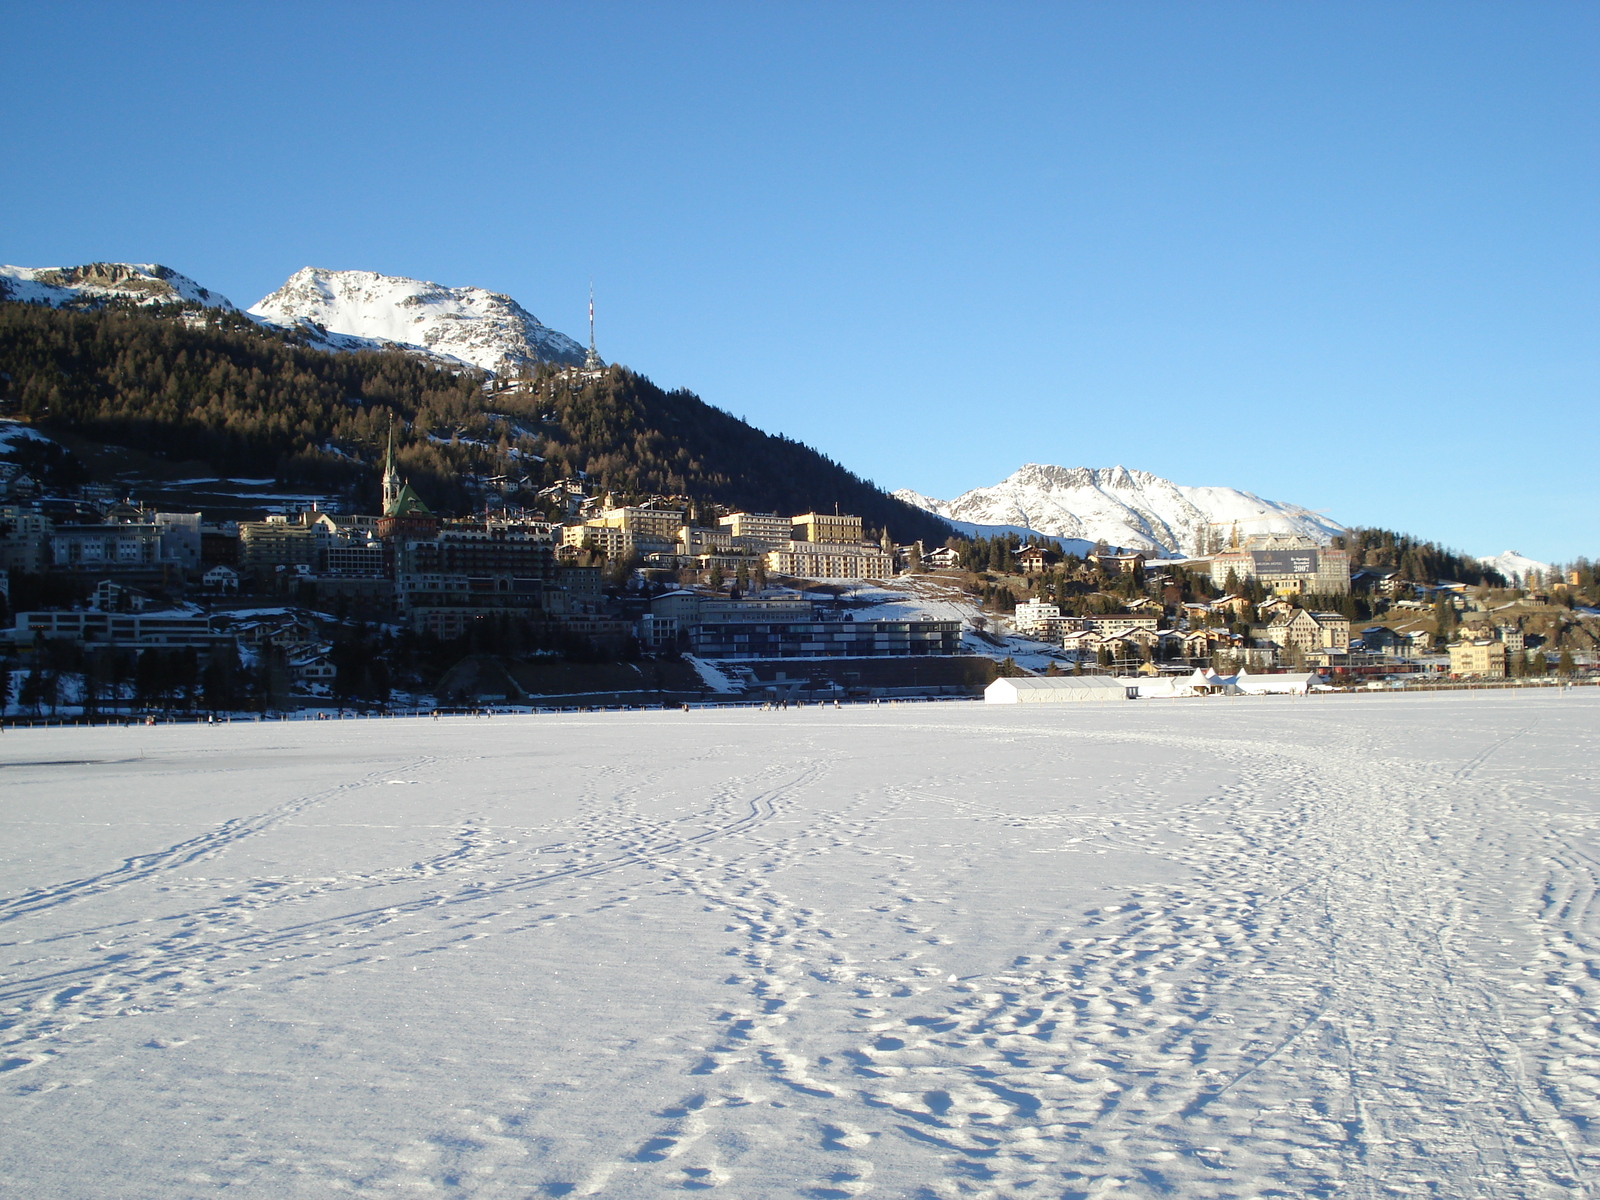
[
  {"xmin": 897, "ymin": 463, "xmax": 1345, "ymax": 557},
  {"xmin": 0, "ymin": 262, "xmax": 236, "ymax": 311},
  {"xmin": 1, "ymin": 261, "xmax": 587, "ymax": 376},
  {"xmin": 0, "ymin": 300, "xmax": 952, "ymax": 542},
  {"xmin": 247, "ymin": 267, "xmax": 586, "ymax": 375},
  {"xmin": 1477, "ymin": 550, "xmax": 1551, "ymax": 585}
]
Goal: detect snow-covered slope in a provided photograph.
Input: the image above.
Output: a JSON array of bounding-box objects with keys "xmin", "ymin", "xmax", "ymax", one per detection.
[
  {"xmin": 248, "ymin": 268, "xmax": 585, "ymax": 375},
  {"xmin": 896, "ymin": 464, "xmax": 1345, "ymax": 557},
  {"xmin": 1478, "ymin": 550, "xmax": 1552, "ymax": 585},
  {"xmin": 0, "ymin": 263, "xmax": 235, "ymax": 310},
  {"xmin": 0, "ymin": 419, "xmax": 56, "ymax": 457}
]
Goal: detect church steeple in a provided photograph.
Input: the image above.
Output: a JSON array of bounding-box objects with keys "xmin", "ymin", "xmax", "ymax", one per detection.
[
  {"xmin": 583, "ymin": 281, "xmax": 605, "ymax": 370},
  {"xmin": 382, "ymin": 425, "xmax": 401, "ymax": 514}
]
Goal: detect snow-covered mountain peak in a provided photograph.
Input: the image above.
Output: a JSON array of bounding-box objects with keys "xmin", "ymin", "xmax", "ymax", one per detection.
[
  {"xmin": 1478, "ymin": 550, "xmax": 1551, "ymax": 585},
  {"xmin": 1009, "ymin": 463, "xmax": 1151, "ymax": 492},
  {"xmin": 0, "ymin": 262, "xmax": 235, "ymax": 310},
  {"xmin": 247, "ymin": 267, "xmax": 585, "ymax": 375},
  {"xmin": 895, "ymin": 464, "xmax": 1346, "ymax": 557}
]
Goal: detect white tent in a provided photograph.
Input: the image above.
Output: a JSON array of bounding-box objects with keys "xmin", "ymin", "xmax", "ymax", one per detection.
[
  {"xmin": 985, "ymin": 676, "xmax": 1131, "ymax": 704},
  {"xmin": 1118, "ymin": 675, "xmax": 1199, "ymax": 699},
  {"xmin": 1234, "ymin": 671, "xmax": 1324, "ymax": 696}
]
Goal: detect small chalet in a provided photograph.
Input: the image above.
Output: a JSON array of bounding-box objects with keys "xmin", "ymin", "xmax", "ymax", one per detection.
[
  {"xmin": 1016, "ymin": 545, "xmax": 1056, "ymax": 574},
  {"xmin": 1360, "ymin": 626, "xmax": 1409, "ymax": 655},
  {"xmin": 1089, "ymin": 550, "xmax": 1146, "ymax": 576},
  {"xmin": 203, "ymin": 565, "xmax": 241, "ymax": 592}
]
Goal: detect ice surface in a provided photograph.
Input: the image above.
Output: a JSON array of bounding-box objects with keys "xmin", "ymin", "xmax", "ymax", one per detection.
[{"xmin": 2, "ymin": 691, "xmax": 1598, "ymax": 1198}]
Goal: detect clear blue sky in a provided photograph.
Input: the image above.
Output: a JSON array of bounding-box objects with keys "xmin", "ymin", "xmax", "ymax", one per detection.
[{"xmin": 3, "ymin": 2, "xmax": 1596, "ymax": 562}]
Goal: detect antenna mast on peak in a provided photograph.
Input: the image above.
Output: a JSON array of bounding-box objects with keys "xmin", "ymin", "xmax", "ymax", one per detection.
[{"xmin": 584, "ymin": 280, "xmax": 605, "ymax": 370}]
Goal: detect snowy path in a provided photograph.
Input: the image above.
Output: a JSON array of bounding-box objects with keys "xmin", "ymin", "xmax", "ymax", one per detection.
[{"xmin": 1, "ymin": 692, "xmax": 1597, "ymax": 1198}]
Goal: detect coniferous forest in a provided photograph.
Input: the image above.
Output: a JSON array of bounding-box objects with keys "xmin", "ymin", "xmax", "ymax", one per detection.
[
  {"xmin": 0, "ymin": 301, "xmax": 951, "ymax": 541},
  {"xmin": 1333, "ymin": 528, "xmax": 1506, "ymax": 588}
]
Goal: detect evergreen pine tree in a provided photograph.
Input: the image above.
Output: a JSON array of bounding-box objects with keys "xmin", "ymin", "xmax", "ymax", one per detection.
[{"xmin": 19, "ymin": 669, "xmax": 46, "ymax": 716}]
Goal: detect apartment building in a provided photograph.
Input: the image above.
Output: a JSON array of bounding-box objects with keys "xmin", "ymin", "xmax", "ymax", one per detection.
[
  {"xmin": 681, "ymin": 525, "xmax": 735, "ymax": 556},
  {"xmin": 1082, "ymin": 612, "xmax": 1161, "ymax": 636},
  {"xmin": 562, "ymin": 522, "xmax": 626, "ymax": 559},
  {"xmin": 239, "ymin": 515, "xmax": 319, "ymax": 577},
  {"xmin": 764, "ymin": 543, "xmax": 893, "ymax": 581},
  {"xmin": 1011, "ymin": 599, "xmax": 1061, "ymax": 636},
  {"xmin": 50, "ymin": 512, "xmax": 201, "ymax": 579},
  {"xmin": 1448, "ymin": 639, "xmax": 1507, "ymax": 678},
  {"xmin": 6, "ymin": 608, "xmax": 225, "ymax": 649},
  {"xmin": 717, "ymin": 512, "xmax": 793, "ymax": 549},
  {"xmin": 399, "ymin": 523, "xmax": 556, "ymax": 578},
  {"xmin": 0, "ymin": 506, "xmax": 52, "ymax": 574},
  {"xmin": 690, "ymin": 618, "xmax": 960, "ymax": 659},
  {"xmin": 1267, "ymin": 609, "xmax": 1351, "ymax": 653},
  {"xmin": 792, "ymin": 512, "xmax": 864, "ymax": 544}
]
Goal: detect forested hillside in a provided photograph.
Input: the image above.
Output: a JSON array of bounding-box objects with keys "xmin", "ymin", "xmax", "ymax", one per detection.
[
  {"xmin": 0, "ymin": 302, "xmax": 951, "ymax": 541},
  {"xmin": 1335, "ymin": 528, "xmax": 1506, "ymax": 587}
]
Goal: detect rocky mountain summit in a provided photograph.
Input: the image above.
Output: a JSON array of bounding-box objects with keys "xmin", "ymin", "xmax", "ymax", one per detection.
[
  {"xmin": 896, "ymin": 463, "xmax": 1345, "ymax": 557},
  {"xmin": 247, "ymin": 268, "xmax": 585, "ymax": 375},
  {"xmin": 2, "ymin": 262, "xmax": 587, "ymax": 376},
  {"xmin": 0, "ymin": 262, "xmax": 236, "ymax": 310},
  {"xmin": 1477, "ymin": 550, "xmax": 1552, "ymax": 585}
]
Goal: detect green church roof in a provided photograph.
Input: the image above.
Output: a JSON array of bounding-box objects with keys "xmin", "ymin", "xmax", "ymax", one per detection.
[{"xmin": 386, "ymin": 483, "xmax": 433, "ymax": 517}]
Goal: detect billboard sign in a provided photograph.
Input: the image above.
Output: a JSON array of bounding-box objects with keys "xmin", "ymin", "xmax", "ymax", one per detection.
[{"xmin": 1251, "ymin": 549, "xmax": 1318, "ymax": 576}]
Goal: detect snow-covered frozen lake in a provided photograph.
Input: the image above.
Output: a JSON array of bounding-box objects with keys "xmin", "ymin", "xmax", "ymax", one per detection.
[{"xmin": 2, "ymin": 692, "xmax": 1597, "ymax": 1198}]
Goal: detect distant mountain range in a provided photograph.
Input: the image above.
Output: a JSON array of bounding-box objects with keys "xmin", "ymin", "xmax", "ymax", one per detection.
[
  {"xmin": 896, "ymin": 464, "xmax": 1346, "ymax": 558},
  {"xmin": 0, "ymin": 262, "xmax": 1562, "ymax": 568},
  {"xmin": 1, "ymin": 262, "xmax": 585, "ymax": 375}
]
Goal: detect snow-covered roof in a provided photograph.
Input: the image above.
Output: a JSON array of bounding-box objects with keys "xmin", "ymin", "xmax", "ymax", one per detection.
[{"xmin": 992, "ymin": 675, "xmax": 1125, "ymax": 692}]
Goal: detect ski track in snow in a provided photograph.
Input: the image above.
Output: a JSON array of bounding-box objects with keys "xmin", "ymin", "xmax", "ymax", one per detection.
[{"xmin": 1, "ymin": 694, "xmax": 1597, "ymax": 1199}]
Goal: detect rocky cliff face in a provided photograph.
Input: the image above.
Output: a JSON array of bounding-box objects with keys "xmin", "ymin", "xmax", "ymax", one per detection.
[{"xmin": 895, "ymin": 464, "xmax": 1345, "ymax": 556}]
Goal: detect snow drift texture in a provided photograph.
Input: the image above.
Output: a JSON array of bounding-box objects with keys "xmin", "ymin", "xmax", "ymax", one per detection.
[
  {"xmin": 896, "ymin": 463, "xmax": 1346, "ymax": 557},
  {"xmin": 2, "ymin": 693, "xmax": 1596, "ymax": 1198},
  {"xmin": 248, "ymin": 267, "xmax": 586, "ymax": 375}
]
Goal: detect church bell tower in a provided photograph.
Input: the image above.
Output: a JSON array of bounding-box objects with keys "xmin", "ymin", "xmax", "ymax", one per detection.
[{"xmin": 382, "ymin": 427, "xmax": 401, "ymax": 514}]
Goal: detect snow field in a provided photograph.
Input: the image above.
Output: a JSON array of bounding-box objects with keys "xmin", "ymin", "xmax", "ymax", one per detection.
[{"xmin": 1, "ymin": 691, "xmax": 1597, "ymax": 1198}]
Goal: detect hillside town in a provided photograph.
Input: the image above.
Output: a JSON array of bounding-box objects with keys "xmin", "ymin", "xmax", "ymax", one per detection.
[{"xmin": 1, "ymin": 426, "xmax": 1596, "ymax": 717}]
